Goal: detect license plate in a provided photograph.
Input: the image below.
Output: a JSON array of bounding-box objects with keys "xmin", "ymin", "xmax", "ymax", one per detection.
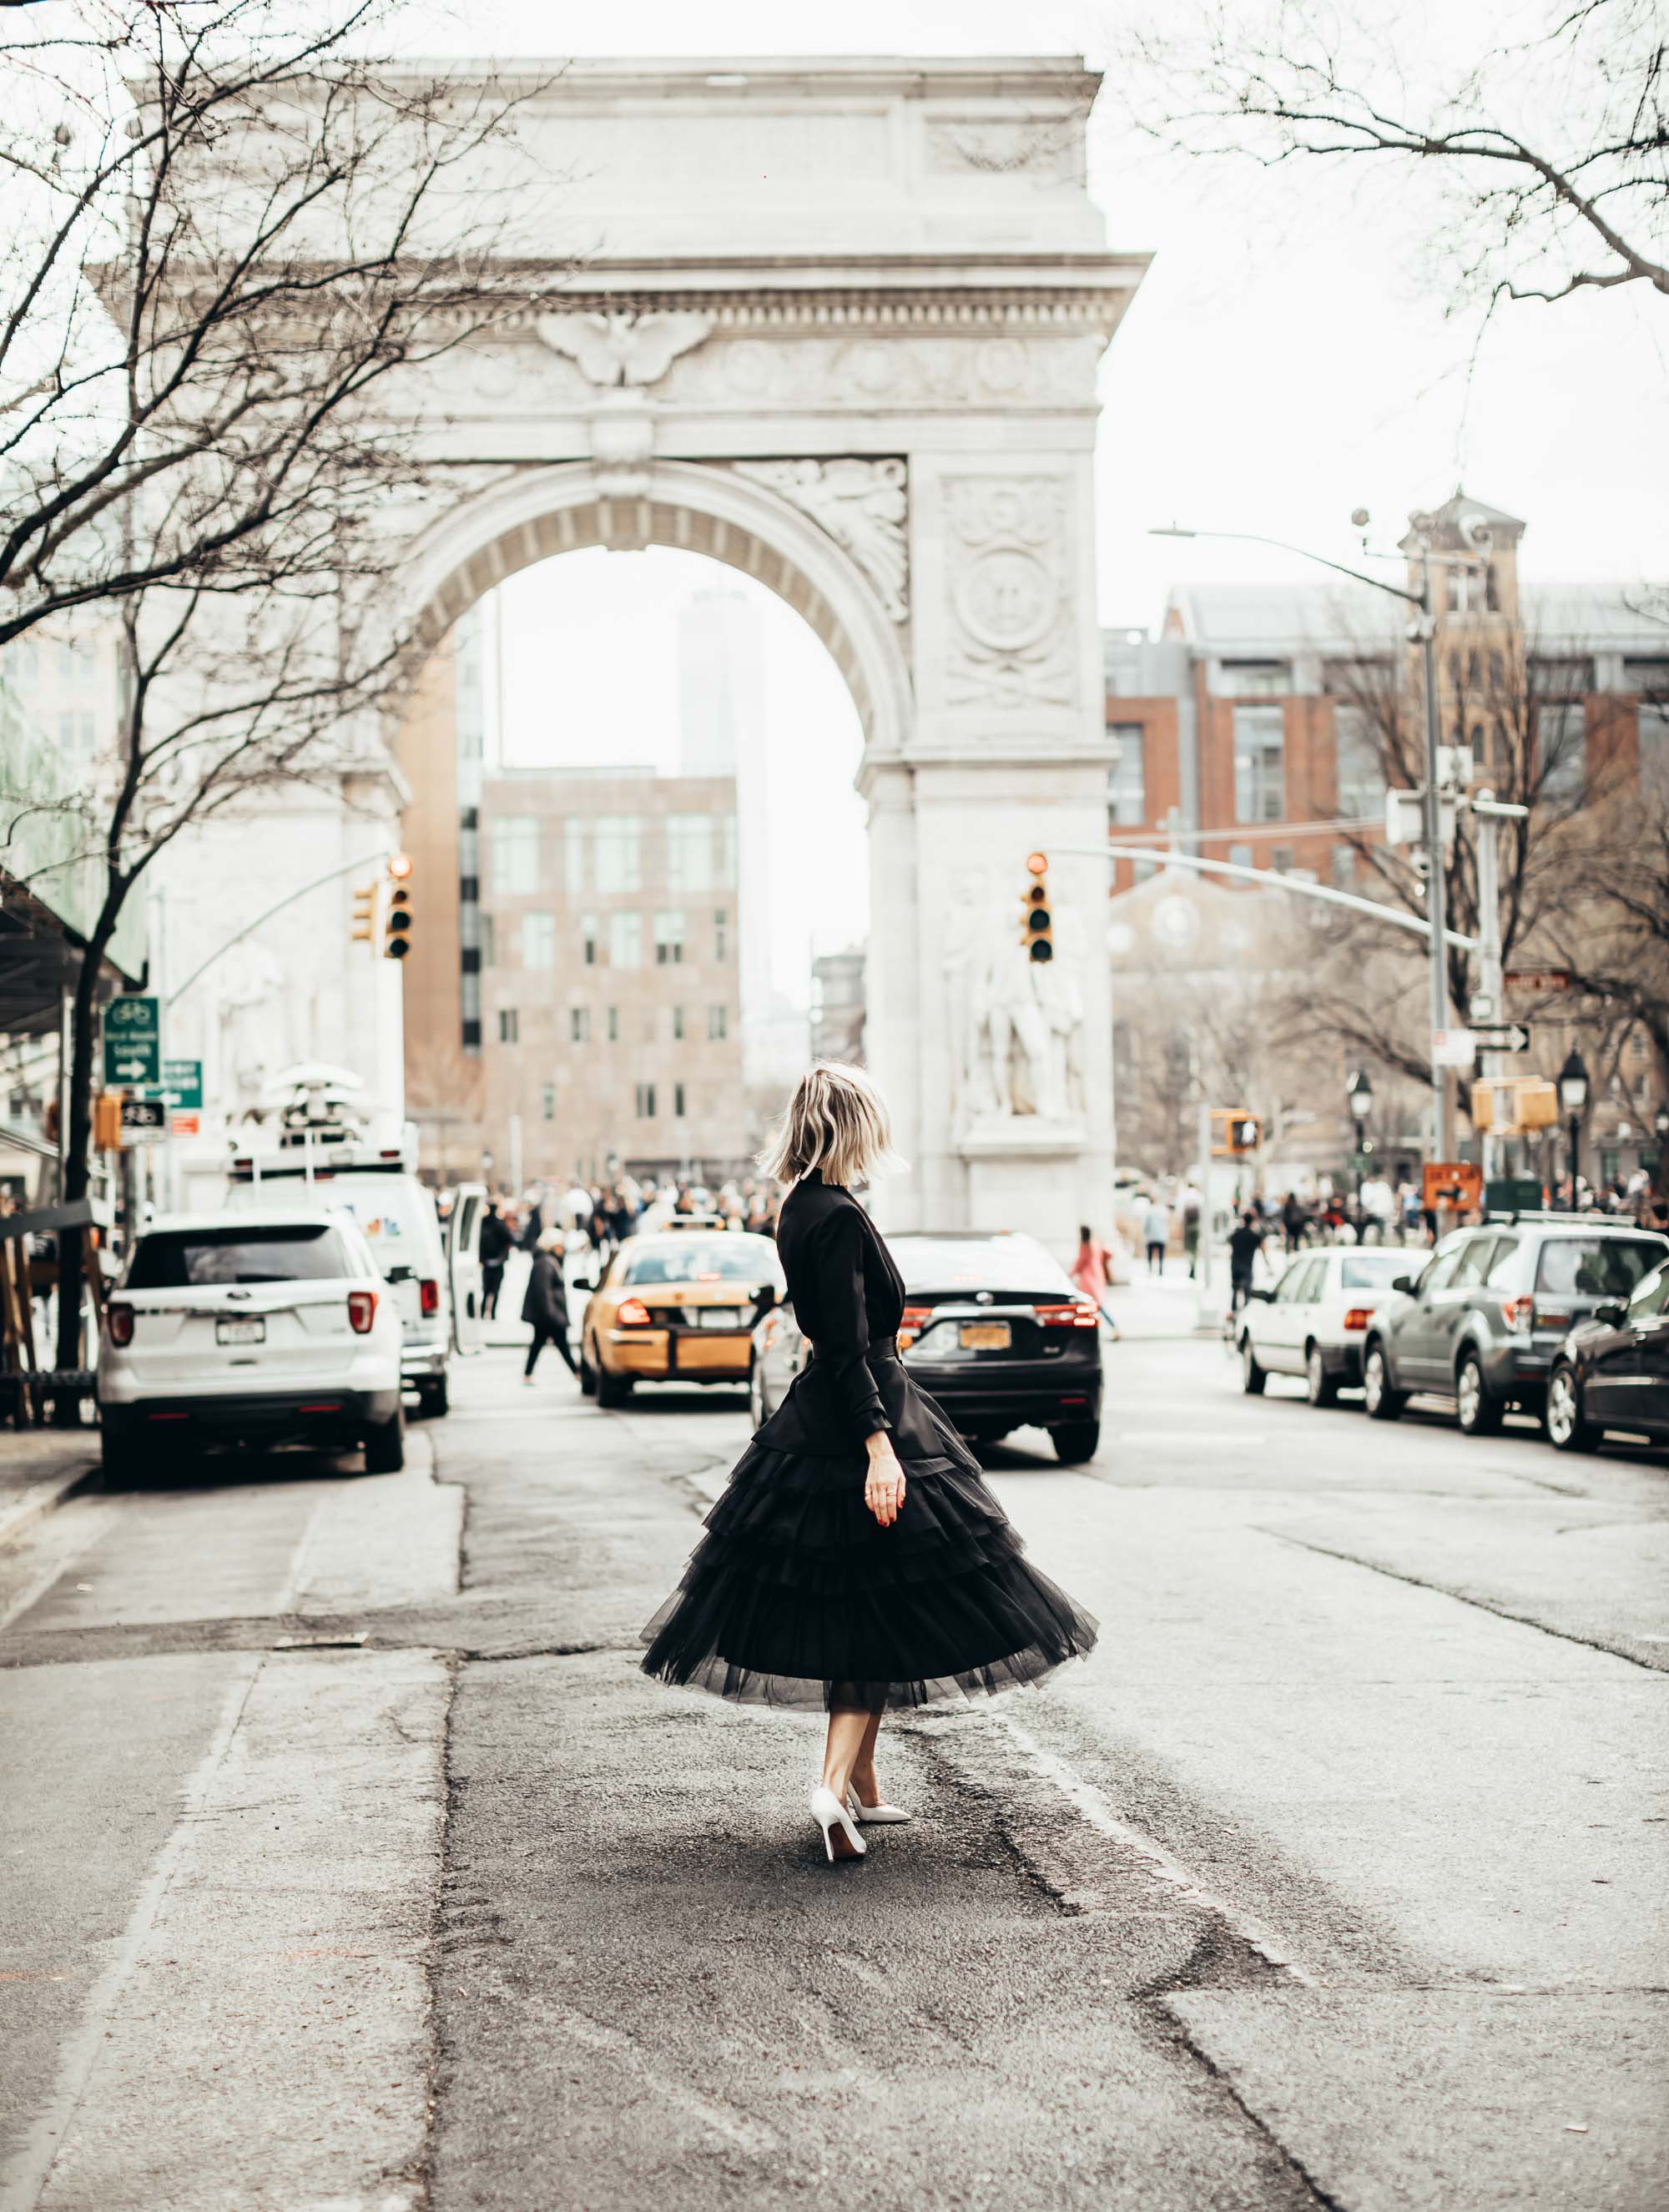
[
  {"xmin": 216, "ymin": 1318, "xmax": 265, "ymax": 1346},
  {"xmin": 960, "ymin": 1320, "xmax": 1011, "ymax": 1351},
  {"xmin": 697, "ymin": 1308, "xmax": 743, "ymax": 1328}
]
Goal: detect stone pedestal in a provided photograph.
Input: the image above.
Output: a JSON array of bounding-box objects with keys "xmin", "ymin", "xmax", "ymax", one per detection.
[{"xmin": 958, "ymin": 1116, "xmax": 1088, "ymax": 1256}]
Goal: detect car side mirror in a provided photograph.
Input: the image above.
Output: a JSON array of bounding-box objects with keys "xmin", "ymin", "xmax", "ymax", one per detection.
[
  {"xmin": 1392, "ymin": 1275, "xmax": 1414, "ymax": 1295},
  {"xmin": 752, "ymin": 1282, "xmax": 778, "ymax": 1316},
  {"xmin": 1593, "ymin": 1300, "xmax": 1626, "ymax": 1328}
]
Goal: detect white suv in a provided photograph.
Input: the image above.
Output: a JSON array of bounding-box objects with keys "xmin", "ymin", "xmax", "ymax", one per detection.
[{"xmin": 98, "ymin": 1207, "xmax": 405, "ymax": 1479}]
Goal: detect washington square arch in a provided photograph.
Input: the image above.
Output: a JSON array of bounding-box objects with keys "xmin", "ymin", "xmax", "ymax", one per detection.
[{"xmin": 176, "ymin": 58, "xmax": 1148, "ymax": 1250}]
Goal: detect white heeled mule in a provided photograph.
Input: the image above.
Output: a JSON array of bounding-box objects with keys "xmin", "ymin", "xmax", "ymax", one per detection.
[
  {"xmin": 847, "ymin": 1789, "xmax": 912, "ymax": 1826},
  {"xmin": 810, "ymin": 1786, "xmax": 866, "ymax": 1862}
]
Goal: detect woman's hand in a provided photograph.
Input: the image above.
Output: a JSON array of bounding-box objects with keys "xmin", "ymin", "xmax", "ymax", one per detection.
[{"xmin": 864, "ymin": 1432, "xmax": 906, "ymax": 1529}]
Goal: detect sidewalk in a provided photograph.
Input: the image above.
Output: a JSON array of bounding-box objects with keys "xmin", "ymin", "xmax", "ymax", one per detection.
[{"xmin": 0, "ymin": 1423, "xmax": 101, "ymax": 1546}]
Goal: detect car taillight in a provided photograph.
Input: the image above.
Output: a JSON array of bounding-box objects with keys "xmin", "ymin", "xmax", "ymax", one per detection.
[
  {"xmin": 617, "ymin": 1297, "xmax": 652, "ymax": 1327},
  {"xmin": 1500, "ymin": 1293, "xmax": 1535, "ymax": 1331},
  {"xmin": 899, "ymin": 1303, "xmax": 931, "ymax": 1350},
  {"xmin": 108, "ymin": 1303, "xmax": 134, "ymax": 1347},
  {"xmin": 1034, "ymin": 1301, "xmax": 1101, "ymax": 1328},
  {"xmin": 419, "ymin": 1277, "xmax": 440, "ymax": 1317},
  {"xmin": 1342, "ymin": 1308, "xmax": 1372, "ymax": 1333},
  {"xmin": 347, "ymin": 1289, "xmax": 377, "ymax": 1334}
]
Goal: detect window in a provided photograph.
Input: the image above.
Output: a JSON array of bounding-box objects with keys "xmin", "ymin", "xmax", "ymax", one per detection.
[
  {"xmin": 1536, "ymin": 1238, "xmax": 1664, "ymax": 1298},
  {"xmin": 708, "ymin": 1005, "xmax": 729, "ymax": 1041},
  {"xmin": 577, "ymin": 913, "xmax": 598, "ymax": 965},
  {"xmin": 1537, "ymin": 702, "xmax": 1586, "ymax": 807},
  {"xmin": 1454, "ymin": 1236, "xmax": 1504, "ymax": 1286},
  {"xmin": 1233, "ymin": 705, "xmax": 1285, "ymax": 823},
  {"xmin": 497, "ymin": 1008, "xmax": 519, "ymax": 1045},
  {"xmin": 608, "ymin": 911, "xmax": 643, "ymax": 969},
  {"xmin": 1485, "ymin": 1240, "xmax": 1523, "ymax": 1291},
  {"xmin": 1621, "ymin": 658, "xmax": 1669, "ymax": 696},
  {"xmin": 595, "ymin": 814, "xmax": 642, "ymax": 892},
  {"xmin": 490, "ymin": 818, "xmax": 539, "ymax": 894},
  {"xmin": 719, "ymin": 814, "xmax": 738, "ymax": 888},
  {"xmin": 1271, "ymin": 845, "xmax": 1294, "ymax": 874},
  {"xmin": 607, "ymin": 1006, "xmax": 619, "ymax": 1042},
  {"xmin": 653, "ymin": 910, "xmax": 685, "ymax": 965},
  {"xmin": 1416, "ymin": 1244, "xmax": 1467, "ymax": 1296},
  {"xmin": 671, "ymin": 1005, "xmax": 684, "ymax": 1041},
  {"xmin": 541, "ymin": 1084, "xmax": 555, "ymax": 1122},
  {"xmin": 1628, "ymin": 1264, "xmax": 1669, "ymax": 1319},
  {"xmin": 1334, "ymin": 703, "xmax": 1386, "ymax": 819},
  {"xmin": 478, "ymin": 913, "xmax": 496, "ymax": 968},
  {"xmin": 522, "ymin": 912, "xmax": 556, "ymax": 969},
  {"xmin": 1530, "ymin": 656, "xmax": 1593, "ymax": 696},
  {"xmin": 1228, "ymin": 844, "xmax": 1253, "ymax": 870},
  {"xmin": 1133, "ymin": 857, "xmax": 1157, "ymax": 884},
  {"xmin": 1218, "ymin": 659, "xmax": 1290, "ymax": 698},
  {"xmin": 569, "ymin": 1005, "xmax": 590, "ymax": 1044},
  {"xmin": 1329, "ymin": 844, "xmax": 1356, "ymax": 889},
  {"xmin": 713, "ymin": 908, "xmax": 729, "ymax": 962},
  {"xmin": 1107, "ymin": 726, "xmax": 1147, "ymax": 826},
  {"xmin": 674, "ymin": 1081, "xmax": 687, "ymax": 1118},
  {"xmin": 635, "ymin": 1081, "xmax": 657, "ymax": 1119},
  {"xmin": 666, "ymin": 814, "xmax": 715, "ymax": 892},
  {"xmin": 128, "ymin": 1222, "xmax": 354, "ymax": 1287},
  {"xmin": 58, "ymin": 712, "xmax": 97, "ymax": 763}
]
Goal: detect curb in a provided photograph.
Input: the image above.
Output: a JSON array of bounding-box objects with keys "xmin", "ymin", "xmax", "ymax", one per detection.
[{"xmin": 0, "ymin": 1458, "xmax": 102, "ymax": 1550}]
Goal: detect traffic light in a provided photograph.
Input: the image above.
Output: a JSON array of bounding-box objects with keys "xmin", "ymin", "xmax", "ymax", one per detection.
[
  {"xmin": 1021, "ymin": 850, "xmax": 1053, "ymax": 963},
  {"xmin": 385, "ymin": 854, "xmax": 414, "ymax": 960},
  {"xmin": 350, "ymin": 880, "xmax": 378, "ymax": 945},
  {"xmin": 93, "ymin": 1092, "xmax": 124, "ymax": 1151},
  {"xmin": 1210, "ymin": 1108, "xmax": 1262, "ymax": 1156}
]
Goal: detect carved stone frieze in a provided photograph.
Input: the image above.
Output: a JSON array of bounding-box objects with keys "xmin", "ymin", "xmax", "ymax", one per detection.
[
  {"xmin": 660, "ymin": 330, "xmax": 1099, "ymax": 411},
  {"xmin": 534, "ymin": 310, "xmax": 712, "ymax": 387},
  {"xmin": 925, "ymin": 119, "xmax": 1081, "ymax": 181},
  {"xmin": 734, "ymin": 459, "xmax": 909, "ymax": 622},
  {"xmin": 942, "ymin": 477, "xmax": 1077, "ymax": 711}
]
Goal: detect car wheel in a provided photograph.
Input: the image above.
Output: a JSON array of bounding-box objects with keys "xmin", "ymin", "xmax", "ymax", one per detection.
[
  {"xmin": 416, "ymin": 1374, "xmax": 450, "ymax": 1419},
  {"xmin": 1052, "ymin": 1420, "xmax": 1101, "ymax": 1464},
  {"xmin": 1305, "ymin": 1343, "xmax": 1339, "ymax": 1407},
  {"xmin": 100, "ymin": 1426, "xmax": 155, "ymax": 1485},
  {"xmin": 596, "ymin": 1365, "xmax": 634, "ymax": 1409},
  {"xmin": 1363, "ymin": 1342, "xmax": 1405, "ymax": 1420},
  {"xmin": 747, "ymin": 1353, "xmax": 765, "ymax": 1429},
  {"xmin": 579, "ymin": 1342, "xmax": 598, "ymax": 1398},
  {"xmin": 1455, "ymin": 1351, "xmax": 1503, "ymax": 1436},
  {"xmin": 1239, "ymin": 1335, "xmax": 1267, "ymax": 1395},
  {"xmin": 1546, "ymin": 1362, "xmax": 1600, "ymax": 1454},
  {"xmin": 364, "ymin": 1402, "xmax": 406, "ymax": 1474}
]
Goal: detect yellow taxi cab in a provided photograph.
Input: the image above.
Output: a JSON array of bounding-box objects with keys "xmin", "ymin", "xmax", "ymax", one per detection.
[{"xmin": 578, "ymin": 1229, "xmax": 783, "ymax": 1407}]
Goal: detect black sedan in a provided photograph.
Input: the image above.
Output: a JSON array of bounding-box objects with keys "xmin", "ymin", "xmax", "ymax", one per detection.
[
  {"xmin": 749, "ymin": 1230, "xmax": 1107, "ymax": 1464},
  {"xmin": 1546, "ymin": 1256, "xmax": 1669, "ymax": 1453}
]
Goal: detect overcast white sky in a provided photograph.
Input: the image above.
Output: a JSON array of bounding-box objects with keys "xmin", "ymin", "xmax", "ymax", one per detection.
[{"xmin": 444, "ymin": 0, "xmax": 1666, "ymax": 996}]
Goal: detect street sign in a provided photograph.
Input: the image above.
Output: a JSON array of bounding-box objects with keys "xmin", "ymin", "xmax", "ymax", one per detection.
[
  {"xmin": 1470, "ymin": 1023, "xmax": 1532, "ymax": 1054},
  {"xmin": 1432, "ymin": 1029, "xmax": 1477, "ymax": 1069},
  {"xmin": 1424, "ymin": 1161, "xmax": 1482, "ymax": 1213},
  {"xmin": 170, "ymin": 1111, "xmax": 201, "ymax": 1139},
  {"xmin": 103, "ymin": 995, "xmax": 160, "ymax": 1087},
  {"xmin": 118, "ymin": 1096, "xmax": 167, "ymax": 1146},
  {"xmin": 162, "ymin": 1058, "xmax": 202, "ymax": 1109},
  {"xmin": 1505, "ymin": 969, "xmax": 1571, "ymax": 994}
]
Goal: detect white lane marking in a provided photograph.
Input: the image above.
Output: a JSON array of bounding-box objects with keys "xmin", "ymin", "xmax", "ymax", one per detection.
[
  {"xmin": 992, "ymin": 1713, "xmax": 1316, "ymax": 1986},
  {"xmin": 0, "ymin": 1652, "xmax": 265, "ymax": 2212}
]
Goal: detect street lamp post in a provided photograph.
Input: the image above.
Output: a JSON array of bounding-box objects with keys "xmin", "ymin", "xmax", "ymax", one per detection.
[
  {"xmin": 1347, "ymin": 1067, "xmax": 1374, "ymax": 1221},
  {"xmin": 1558, "ymin": 1049, "xmax": 1590, "ymax": 1210},
  {"xmin": 1151, "ymin": 517, "xmax": 1488, "ymax": 1166}
]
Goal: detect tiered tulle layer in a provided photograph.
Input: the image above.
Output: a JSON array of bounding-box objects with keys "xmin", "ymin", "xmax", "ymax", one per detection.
[{"xmin": 639, "ymin": 1439, "xmax": 1098, "ymax": 1712}]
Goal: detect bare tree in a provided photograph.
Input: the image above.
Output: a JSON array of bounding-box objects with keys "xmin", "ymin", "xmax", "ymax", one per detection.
[
  {"xmin": 1120, "ymin": 2, "xmax": 1667, "ymax": 315},
  {"xmin": 0, "ymin": 1, "xmax": 558, "ymax": 1389}
]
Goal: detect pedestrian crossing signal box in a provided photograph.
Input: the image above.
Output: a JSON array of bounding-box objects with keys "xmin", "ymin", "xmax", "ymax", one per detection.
[{"xmin": 1210, "ymin": 1109, "xmax": 1261, "ymax": 1156}]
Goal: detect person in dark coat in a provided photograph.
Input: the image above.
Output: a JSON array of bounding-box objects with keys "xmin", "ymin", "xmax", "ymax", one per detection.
[
  {"xmin": 479, "ymin": 1201, "xmax": 513, "ymax": 1319},
  {"xmin": 522, "ymin": 1229, "xmax": 577, "ymax": 1383}
]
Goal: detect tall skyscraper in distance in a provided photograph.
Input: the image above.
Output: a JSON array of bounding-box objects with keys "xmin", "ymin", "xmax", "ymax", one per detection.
[{"xmin": 678, "ymin": 587, "xmax": 779, "ymax": 1070}]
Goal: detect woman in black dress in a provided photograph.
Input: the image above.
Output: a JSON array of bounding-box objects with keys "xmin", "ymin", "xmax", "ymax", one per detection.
[{"xmin": 642, "ymin": 1063, "xmax": 1098, "ymax": 1862}]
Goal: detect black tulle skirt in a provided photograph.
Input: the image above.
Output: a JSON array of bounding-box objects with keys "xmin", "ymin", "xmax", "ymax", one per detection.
[{"xmin": 640, "ymin": 1358, "xmax": 1098, "ymax": 1714}]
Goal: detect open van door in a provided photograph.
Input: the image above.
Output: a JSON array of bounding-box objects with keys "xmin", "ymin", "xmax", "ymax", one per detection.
[{"xmin": 447, "ymin": 1182, "xmax": 487, "ymax": 1354}]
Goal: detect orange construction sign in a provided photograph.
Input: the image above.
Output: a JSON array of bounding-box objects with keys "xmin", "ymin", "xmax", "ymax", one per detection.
[{"xmin": 1423, "ymin": 1161, "xmax": 1483, "ymax": 1214}]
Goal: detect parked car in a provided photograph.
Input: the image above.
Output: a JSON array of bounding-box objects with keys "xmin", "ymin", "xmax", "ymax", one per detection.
[
  {"xmin": 1359, "ymin": 1217, "xmax": 1669, "ymax": 1433},
  {"xmin": 97, "ymin": 1207, "xmax": 406, "ymax": 1479},
  {"xmin": 579, "ymin": 1232, "xmax": 783, "ymax": 1408},
  {"xmin": 1237, "ymin": 1247, "xmax": 1413, "ymax": 1403},
  {"xmin": 1546, "ymin": 1256, "xmax": 1669, "ymax": 1453}
]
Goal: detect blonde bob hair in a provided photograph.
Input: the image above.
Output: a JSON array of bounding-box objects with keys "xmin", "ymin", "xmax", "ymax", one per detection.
[{"xmin": 756, "ymin": 1062, "xmax": 905, "ymax": 1189}]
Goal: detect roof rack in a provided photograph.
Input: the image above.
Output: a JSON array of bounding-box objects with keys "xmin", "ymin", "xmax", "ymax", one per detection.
[{"xmin": 1483, "ymin": 1208, "xmax": 1645, "ymax": 1227}]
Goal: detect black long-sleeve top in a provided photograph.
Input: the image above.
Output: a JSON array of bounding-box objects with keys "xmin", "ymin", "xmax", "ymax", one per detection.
[{"xmin": 772, "ymin": 1169, "xmax": 905, "ymax": 1444}]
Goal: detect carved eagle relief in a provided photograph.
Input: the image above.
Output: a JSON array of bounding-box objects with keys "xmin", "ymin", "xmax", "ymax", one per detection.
[{"xmin": 534, "ymin": 310, "xmax": 711, "ymax": 388}]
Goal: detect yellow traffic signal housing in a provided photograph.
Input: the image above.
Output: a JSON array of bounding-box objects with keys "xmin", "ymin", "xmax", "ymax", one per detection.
[
  {"xmin": 1021, "ymin": 852, "xmax": 1053, "ymax": 963},
  {"xmin": 1210, "ymin": 1107, "xmax": 1261, "ymax": 1156},
  {"xmin": 385, "ymin": 854, "xmax": 414, "ymax": 960},
  {"xmin": 93, "ymin": 1091, "xmax": 124, "ymax": 1151},
  {"xmin": 350, "ymin": 882, "xmax": 378, "ymax": 944}
]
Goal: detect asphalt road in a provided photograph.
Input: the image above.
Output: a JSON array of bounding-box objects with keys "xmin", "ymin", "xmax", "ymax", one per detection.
[{"xmin": 1, "ymin": 1288, "xmax": 1665, "ymax": 2211}]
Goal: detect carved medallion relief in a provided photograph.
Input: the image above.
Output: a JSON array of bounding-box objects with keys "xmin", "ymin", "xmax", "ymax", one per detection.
[{"xmin": 942, "ymin": 477, "xmax": 1077, "ymax": 711}]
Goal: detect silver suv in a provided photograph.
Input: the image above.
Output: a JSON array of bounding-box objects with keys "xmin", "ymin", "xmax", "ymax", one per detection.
[{"xmin": 1361, "ymin": 1217, "xmax": 1669, "ymax": 1435}]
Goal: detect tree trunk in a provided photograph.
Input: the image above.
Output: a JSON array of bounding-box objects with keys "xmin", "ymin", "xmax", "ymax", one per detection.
[{"xmin": 51, "ymin": 904, "xmax": 118, "ymax": 1420}]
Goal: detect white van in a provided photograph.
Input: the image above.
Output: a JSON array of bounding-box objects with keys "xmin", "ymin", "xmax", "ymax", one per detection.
[{"xmin": 227, "ymin": 1142, "xmax": 484, "ymax": 1416}]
